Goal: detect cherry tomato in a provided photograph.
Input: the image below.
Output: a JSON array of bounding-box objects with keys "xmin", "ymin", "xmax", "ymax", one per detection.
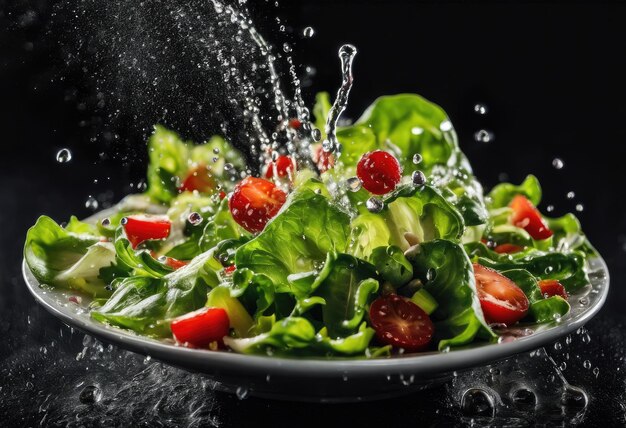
[
  {"xmin": 473, "ymin": 263, "xmax": 529, "ymax": 326},
  {"xmin": 538, "ymin": 279, "xmax": 568, "ymax": 299},
  {"xmin": 122, "ymin": 215, "xmax": 171, "ymax": 249},
  {"xmin": 179, "ymin": 164, "xmax": 216, "ymax": 194},
  {"xmin": 224, "ymin": 265, "xmax": 236, "ymax": 274},
  {"xmin": 509, "ymin": 195, "xmax": 553, "ymax": 240},
  {"xmin": 164, "ymin": 257, "xmax": 189, "ymax": 270},
  {"xmin": 311, "ymin": 144, "xmax": 335, "ymax": 173},
  {"xmin": 171, "ymin": 307, "xmax": 230, "ymax": 348},
  {"xmin": 264, "ymin": 155, "xmax": 296, "ymax": 179},
  {"xmin": 356, "ymin": 150, "xmax": 402, "ymax": 195},
  {"xmin": 494, "ymin": 243, "xmax": 524, "ymax": 254},
  {"xmin": 219, "ymin": 191, "xmax": 226, "ymax": 200},
  {"xmin": 369, "ymin": 294, "xmax": 434, "ymax": 352},
  {"xmin": 229, "ymin": 177, "xmax": 287, "ymax": 233}
]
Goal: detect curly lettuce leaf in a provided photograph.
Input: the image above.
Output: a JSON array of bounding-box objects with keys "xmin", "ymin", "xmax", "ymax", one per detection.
[
  {"xmin": 370, "ymin": 245, "xmax": 413, "ymax": 287},
  {"xmin": 405, "ymin": 239, "xmax": 495, "ymax": 350},
  {"xmin": 235, "ymin": 188, "xmax": 350, "ymax": 293},
  {"xmin": 24, "ymin": 216, "xmax": 113, "ymax": 297},
  {"xmin": 92, "ymin": 249, "xmax": 222, "ymax": 336},
  {"xmin": 348, "ymin": 184, "xmax": 465, "ymax": 259},
  {"xmin": 486, "ymin": 175, "xmax": 542, "ymax": 209}
]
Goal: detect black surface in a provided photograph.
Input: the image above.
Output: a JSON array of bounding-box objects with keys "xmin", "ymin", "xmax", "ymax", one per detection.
[{"xmin": 2, "ymin": 1, "xmax": 626, "ymax": 426}]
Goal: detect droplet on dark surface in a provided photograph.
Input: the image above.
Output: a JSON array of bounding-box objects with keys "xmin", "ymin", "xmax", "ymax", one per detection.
[
  {"xmin": 511, "ymin": 387, "xmax": 537, "ymax": 409},
  {"xmin": 561, "ymin": 385, "xmax": 588, "ymax": 411},
  {"xmin": 461, "ymin": 388, "xmax": 495, "ymax": 417},
  {"xmin": 79, "ymin": 385, "xmax": 102, "ymax": 404},
  {"xmin": 56, "ymin": 148, "xmax": 72, "ymax": 163}
]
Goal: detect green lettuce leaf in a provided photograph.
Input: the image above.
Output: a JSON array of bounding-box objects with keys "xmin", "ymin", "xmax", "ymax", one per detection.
[
  {"xmin": 405, "ymin": 239, "xmax": 495, "ymax": 349},
  {"xmin": 370, "ymin": 245, "xmax": 413, "ymax": 287},
  {"xmin": 487, "ymin": 175, "xmax": 542, "ymax": 209},
  {"xmin": 24, "ymin": 216, "xmax": 112, "ymax": 297}
]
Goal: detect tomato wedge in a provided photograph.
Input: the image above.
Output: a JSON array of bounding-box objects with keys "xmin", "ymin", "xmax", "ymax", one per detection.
[
  {"xmin": 171, "ymin": 307, "xmax": 230, "ymax": 348},
  {"xmin": 494, "ymin": 243, "xmax": 524, "ymax": 254},
  {"xmin": 122, "ymin": 215, "xmax": 171, "ymax": 248},
  {"xmin": 179, "ymin": 164, "xmax": 216, "ymax": 194},
  {"xmin": 473, "ymin": 263, "xmax": 529, "ymax": 326},
  {"xmin": 229, "ymin": 176, "xmax": 287, "ymax": 233},
  {"xmin": 264, "ymin": 155, "xmax": 296, "ymax": 179},
  {"xmin": 164, "ymin": 257, "xmax": 189, "ymax": 270},
  {"xmin": 509, "ymin": 195, "xmax": 553, "ymax": 240},
  {"xmin": 369, "ymin": 294, "xmax": 434, "ymax": 352},
  {"xmin": 538, "ymin": 279, "xmax": 568, "ymax": 299}
]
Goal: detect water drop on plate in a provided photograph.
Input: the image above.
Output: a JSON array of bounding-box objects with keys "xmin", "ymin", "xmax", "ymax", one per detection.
[
  {"xmin": 366, "ymin": 197, "xmax": 383, "ymax": 213},
  {"xmin": 460, "ymin": 388, "xmax": 495, "ymax": 417},
  {"xmin": 511, "ymin": 387, "xmax": 536, "ymax": 409},
  {"xmin": 561, "ymin": 385, "xmax": 588, "ymax": 410},
  {"xmin": 56, "ymin": 148, "xmax": 72, "ymax": 163}
]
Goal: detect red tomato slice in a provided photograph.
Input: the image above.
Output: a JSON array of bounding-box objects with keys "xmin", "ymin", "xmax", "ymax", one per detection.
[
  {"xmin": 179, "ymin": 164, "xmax": 216, "ymax": 194},
  {"xmin": 473, "ymin": 263, "xmax": 529, "ymax": 326},
  {"xmin": 356, "ymin": 150, "xmax": 402, "ymax": 195},
  {"xmin": 264, "ymin": 155, "xmax": 296, "ymax": 179},
  {"xmin": 312, "ymin": 145, "xmax": 335, "ymax": 173},
  {"xmin": 223, "ymin": 265, "xmax": 236, "ymax": 274},
  {"xmin": 171, "ymin": 307, "xmax": 230, "ymax": 348},
  {"xmin": 229, "ymin": 177, "xmax": 287, "ymax": 233},
  {"xmin": 122, "ymin": 215, "xmax": 171, "ymax": 249},
  {"xmin": 538, "ymin": 279, "xmax": 568, "ymax": 299},
  {"xmin": 164, "ymin": 257, "xmax": 189, "ymax": 270},
  {"xmin": 288, "ymin": 118, "xmax": 302, "ymax": 129},
  {"xmin": 494, "ymin": 243, "xmax": 524, "ymax": 254},
  {"xmin": 509, "ymin": 195, "xmax": 553, "ymax": 240},
  {"xmin": 369, "ymin": 294, "xmax": 434, "ymax": 352}
]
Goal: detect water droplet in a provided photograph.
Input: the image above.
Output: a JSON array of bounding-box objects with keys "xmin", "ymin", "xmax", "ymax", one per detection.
[
  {"xmin": 412, "ymin": 153, "xmax": 423, "ymax": 164},
  {"xmin": 567, "ymin": 191, "xmax": 575, "ymax": 199},
  {"xmin": 474, "ymin": 129, "xmax": 493, "ymax": 143},
  {"xmin": 576, "ymin": 204, "xmax": 584, "ymax": 212},
  {"xmin": 85, "ymin": 196, "xmax": 98, "ymax": 211},
  {"xmin": 554, "ymin": 342, "xmax": 562, "ymax": 351},
  {"xmin": 583, "ymin": 360, "xmax": 591, "ymax": 369},
  {"xmin": 56, "ymin": 148, "xmax": 72, "ymax": 163},
  {"xmin": 426, "ymin": 268, "xmax": 436, "ymax": 282},
  {"xmin": 473, "ymin": 103, "xmax": 488, "ymax": 115},
  {"xmin": 282, "ymin": 43, "xmax": 291, "ymax": 53},
  {"xmin": 546, "ymin": 205, "xmax": 555, "ymax": 212},
  {"xmin": 552, "ymin": 158, "xmax": 564, "ymax": 169},
  {"xmin": 366, "ymin": 197, "xmax": 383, "ymax": 213},
  {"xmin": 302, "ymin": 26, "xmax": 315, "ymax": 38},
  {"xmin": 223, "ymin": 163, "xmax": 234, "ymax": 171},
  {"xmin": 561, "ymin": 385, "xmax": 588, "ymax": 410},
  {"xmin": 79, "ymin": 385, "xmax": 102, "ymax": 404},
  {"xmin": 346, "ymin": 177, "xmax": 362, "ymax": 192},
  {"xmin": 460, "ymin": 388, "xmax": 495, "ymax": 418},
  {"xmin": 578, "ymin": 296, "xmax": 589, "ymax": 306},
  {"xmin": 581, "ymin": 333, "xmax": 591, "ymax": 344},
  {"xmin": 188, "ymin": 212, "xmax": 203, "ymax": 225},
  {"xmin": 411, "ymin": 127, "xmax": 424, "ymax": 136},
  {"xmin": 412, "ymin": 170, "xmax": 426, "ymax": 187},
  {"xmin": 511, "ymin": 387, "xmax": 536, "ymax": 409},
  {"xmin": 311, "ymin": 128, "xmax": 322, "ymax": 141},
  {"xmin": 559, "ymin": 362, "xmax": 567, "ymax": 371},
  {"xmin": 213, "ymin": 147, "xmax": 220, "ymax": 154},
  {"xmin": 439, "ymin": 120, "xmax": 453, "ymax": 132},
  {"xmin": 593, "ymin": 367, "xmax": 600, "ymax": 378},
  {"xmin": 236, "ymin": 386, "xmax": 249, "ymax": 400},
  {"xmin": 101, "ymin": 218, "xmax": 110, "ymax": 227}
]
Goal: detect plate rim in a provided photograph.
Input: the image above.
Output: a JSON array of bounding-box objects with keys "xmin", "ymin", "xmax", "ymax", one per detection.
[{"xmin": 22, "ymin": 252, "xmax": 610, "ymax": 378}]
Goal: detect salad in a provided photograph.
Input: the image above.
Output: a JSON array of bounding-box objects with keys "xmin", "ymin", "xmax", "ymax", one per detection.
[{"xmin": 24, "ymin": 93, "xmax": 595, "ymax": 357}]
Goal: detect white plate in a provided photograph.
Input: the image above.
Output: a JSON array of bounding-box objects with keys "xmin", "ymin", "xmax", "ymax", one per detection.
[{"xmin": 22, "ymin": 214, "xmax": 609, "ymax": 402}]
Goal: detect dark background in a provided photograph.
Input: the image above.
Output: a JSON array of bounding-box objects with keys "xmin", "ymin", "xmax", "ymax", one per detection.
[{"xmin": 1, "ymin": 1, "xmax": 626, "ymax": 426}]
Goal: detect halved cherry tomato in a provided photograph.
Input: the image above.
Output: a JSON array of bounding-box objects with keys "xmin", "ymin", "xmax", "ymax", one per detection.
[
  {"xmin": 179, "ymin": 164, "xmax": 216, "ymax": 194},
  {"xmin": 473, "ymin": 263, "xmax": 529, "ymax": 326},
  {"xmin": 122, "ymin": 215, "xmax": 171, "ymax": 248},
  {"xmin": 229, "ymin": 177, "xmax": 287, "ymax": 233},
  {"xmin": 356, "ymin": 150, "xmax": 402, "ymax": 195},
  {"xmin": 509, "ymin": 195, "xmax": 553, "ymax": 240},
  {"xmin": 312, "ymin": 145, "xmax": 335, "ymax": 173},
  {"xmin": 171, "ymin": 307, "xmax": 230, "ymax": 348},
  {"xmin": 538, "ymin": 279, "xmax": 568, "ymax": 299},
  {"xmin": 494, "ymin": 243, "xmax": 524, "ymax": 254},
  {"xmin": 369, "ymin": 294, "xmax": 434, "ymax": 352},
  {"xmin": 164, "ymin": 257, "xmax": 189, "ymax": 270},
  {"xmin": 264, "ymin": 155, "xmax": 296, "ymax": 179}
]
